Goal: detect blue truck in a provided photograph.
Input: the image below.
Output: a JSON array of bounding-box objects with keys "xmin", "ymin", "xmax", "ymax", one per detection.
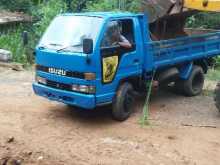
[{"xmin": 33, "ymin": 12, "xmax": 220, "ymax": 121}]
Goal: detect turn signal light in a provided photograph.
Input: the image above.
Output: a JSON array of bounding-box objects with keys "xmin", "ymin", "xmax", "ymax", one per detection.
[{"xmin": 84, "ymin": 73, "xmax": 96, "ymax": 80}]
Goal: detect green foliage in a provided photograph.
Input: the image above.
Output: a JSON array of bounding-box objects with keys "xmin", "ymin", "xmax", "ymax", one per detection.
[
  {"xmin": 0, "ymin": 0, "xmax": 66, "ymax": 64},
  {"xmin": 0, "ymin": 0, "xmax": 33, "ymax": 12},
  {"xmin": 0, "ymin": 27, "xmax": 27, "ymax": 63},
  {"xmin": 213, "ymin": 57, "xmax": 220, "ymax": 69},
  {"xmin": 127, "ymin": 0, "xmax": 141, "ymax": 12},
  {"xmin": 87, "ymin": 0, "xmax": 141, "ymax": 12},
  {"xmin": 140, "ymin": 70, "xmax": 155, "ymax": 126},
  {"xmin": 206, "ymin": 69, "xmax": 220, "ymax": 81},
  {"xmin": 186, "ymin": 12, "xmax": 220, "ymax": 29},
  {"xmin": 31, "ymin": 0, "xmax": 66, "ymax": 41},
  {"xmin": 87, "ymin": 0, "xmax": 119, "ymax": 11}
]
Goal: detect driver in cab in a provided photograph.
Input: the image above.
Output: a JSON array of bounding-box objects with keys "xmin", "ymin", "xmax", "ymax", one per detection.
[{"xmin": 101, "ymin": 21, "xmax": 132, "ymax": 49}]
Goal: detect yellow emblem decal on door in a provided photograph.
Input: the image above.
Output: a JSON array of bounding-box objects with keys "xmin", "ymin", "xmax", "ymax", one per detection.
[{"xmin": 102, "ymin": 56, "xmax": 119, "ymax": 83}]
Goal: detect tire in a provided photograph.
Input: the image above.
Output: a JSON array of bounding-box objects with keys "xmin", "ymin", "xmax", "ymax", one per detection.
[
  {"xmin": 182, "ymin": 66, "xmax": 205, "ymax": 96},
  {"xmin": 214, "ymin": 82, "xmax": 220, "ymax": 112},
  {"xmin": 112, "ymin": 83, "xmax": 134, "ymax": 121},
  {"xmin": 173, "ymin": 79, "xmax": 184, "ymax": 94}
]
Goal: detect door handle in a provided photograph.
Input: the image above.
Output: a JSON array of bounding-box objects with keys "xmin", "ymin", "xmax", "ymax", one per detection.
[{"xmin": 133, "ymin": 59, "xmax": 139, "ymax": 64}]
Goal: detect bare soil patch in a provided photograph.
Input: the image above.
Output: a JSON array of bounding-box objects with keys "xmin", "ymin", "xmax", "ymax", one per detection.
[{"xmin": 0, "ymin": 68, "xmax": 220, "ymax": 165}]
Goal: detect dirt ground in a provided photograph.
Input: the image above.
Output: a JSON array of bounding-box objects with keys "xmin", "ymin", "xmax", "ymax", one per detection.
[{"xmin": 0, "ymin": 68, "xmax": 220, "ymax": 165}]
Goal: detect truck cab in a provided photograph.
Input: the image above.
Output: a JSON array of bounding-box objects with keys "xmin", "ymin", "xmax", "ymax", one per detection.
[{"xmin": 33, "ymin": 12, "xmax": 146, "ymax": 120}]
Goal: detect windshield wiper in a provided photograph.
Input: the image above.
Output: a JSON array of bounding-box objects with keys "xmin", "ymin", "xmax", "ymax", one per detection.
[
  {"xmin": 48, "ymin": 43, "xmax": 63, "ymax": 47},
  {"xmin": 57, "ymin": 44, "xmax": 82, "ymax": 52},
  {"xmin": 38, "ymin": 45, "xmax": 47, "ymax": 50},
  {"xmin": 38, "ymin": 43, "xmax": 63, "ymax": 50}
]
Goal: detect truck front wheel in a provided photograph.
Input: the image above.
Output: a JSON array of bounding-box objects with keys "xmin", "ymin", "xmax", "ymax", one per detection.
[
  {"xmin": 214, "ymin": 82, "xmax": 220, "ymax": 112},
  {"xmin": 181, "ymin": 66, "xmax": 204, "ymax": 96},
  {"xmin": 112, "ymin": 83, "xmax": 134, "ymax": 121}
]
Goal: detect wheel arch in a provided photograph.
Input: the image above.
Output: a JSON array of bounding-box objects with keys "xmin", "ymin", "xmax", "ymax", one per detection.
[
  {"xmin": 117, "ymin": 75, "xmax": 142, "ymax": 91},
  {"xmin": 194, "ymin": 59, "xmax": 209, "ymax": 74}
]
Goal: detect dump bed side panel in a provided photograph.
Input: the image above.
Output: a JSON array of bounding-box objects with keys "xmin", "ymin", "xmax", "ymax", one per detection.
[{"xmin": 148, "ymin": 32, "xmax": 220, "ymax": 69}]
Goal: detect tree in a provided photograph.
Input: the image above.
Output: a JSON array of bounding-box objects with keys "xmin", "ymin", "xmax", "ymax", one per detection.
[
  {"xmin": 187, "ymin": 12, "xmax": 220, "ymax": 29},
  {"xmin": 0, "ymin": 0, "xmax": 33, "ymax": 12},
  {"xmin": 87, "ymin": 0, "xmax": 141, "ymax": 12}
]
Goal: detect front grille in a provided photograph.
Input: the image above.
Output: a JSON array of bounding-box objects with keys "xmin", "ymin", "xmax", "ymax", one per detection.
[
  {"xmin": 42, "ymin": 80, "xmax": 72, "ymax": 92},
  {"xmin": 36, "ymin": 65, "xmax": 85, "ymax": 79}
]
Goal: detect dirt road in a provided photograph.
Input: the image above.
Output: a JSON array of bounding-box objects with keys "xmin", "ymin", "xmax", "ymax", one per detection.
[{"xmin": 0, "ymin": 68, "xmax": 220, "ymax": 165}]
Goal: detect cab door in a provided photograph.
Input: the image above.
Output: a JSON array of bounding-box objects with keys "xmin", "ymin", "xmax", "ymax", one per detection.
[{"xmin": 96, "ymin": 18, "xmax": 141, "ymax": 104}]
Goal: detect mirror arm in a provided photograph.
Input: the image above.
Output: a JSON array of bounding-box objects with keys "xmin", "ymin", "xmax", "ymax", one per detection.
[{"xmin": 86, "ymin": 54, "xmax": 91, "ymax": 64}]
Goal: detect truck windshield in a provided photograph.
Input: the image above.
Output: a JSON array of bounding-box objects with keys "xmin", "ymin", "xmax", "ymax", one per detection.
[{"xmin": 38, "ymin": 15, "xmax": 103, "ymax": 52}]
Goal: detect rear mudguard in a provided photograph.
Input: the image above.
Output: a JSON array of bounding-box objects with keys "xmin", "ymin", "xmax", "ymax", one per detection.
[{"xmin": 178, "ymin": 62, "xmax": 193, "ymax": 80}]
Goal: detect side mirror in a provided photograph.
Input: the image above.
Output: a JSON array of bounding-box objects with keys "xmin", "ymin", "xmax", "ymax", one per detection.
[
  {"xmin": 22, "ymin": 31, "xmax": 29, "ymax": 46},
  {"xmin": 83, "ymin": 38, "xmax": 93, "ymax": 54}
]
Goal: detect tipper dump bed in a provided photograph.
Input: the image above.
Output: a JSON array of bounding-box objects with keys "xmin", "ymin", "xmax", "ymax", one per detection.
[{"xmin": 148, "ymin": 32, "xmax": 220, "ymax": 69}]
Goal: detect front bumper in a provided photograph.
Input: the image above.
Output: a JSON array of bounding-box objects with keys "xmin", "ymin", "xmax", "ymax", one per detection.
[{"xmin": 33, "ymin": 83, "xmax": 96, "ymax": 109}]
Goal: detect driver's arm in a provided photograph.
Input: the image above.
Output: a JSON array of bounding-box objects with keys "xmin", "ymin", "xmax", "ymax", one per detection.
[{"xmin": 118, "ymin": 35, "xmax": 132, "ymax": 49}]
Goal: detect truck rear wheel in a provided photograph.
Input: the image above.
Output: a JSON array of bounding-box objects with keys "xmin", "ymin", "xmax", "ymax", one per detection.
[
  {"xmin": 179, "ymin": 66, "xmax": 204, "ymax": 96},
  {"xmin": 214, "ymin": 82, "xmax": 220, "ymax": 112},
  {"xmin": 112, "ymin": 83, "xmax": 134, "ymax": 121}
]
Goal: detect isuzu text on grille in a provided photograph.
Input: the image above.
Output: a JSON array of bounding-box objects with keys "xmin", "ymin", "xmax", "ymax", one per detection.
[{"xmin": 48, "ymin": 68, "xmax": 67, "ymax": 76}]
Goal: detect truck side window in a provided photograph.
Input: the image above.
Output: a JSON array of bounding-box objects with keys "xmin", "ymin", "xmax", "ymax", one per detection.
[{"xmin": 101, "ymin": 19, "xmax": 135, "ymax": 49}]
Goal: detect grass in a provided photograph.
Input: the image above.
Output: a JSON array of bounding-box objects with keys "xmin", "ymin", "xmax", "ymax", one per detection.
[
  {"xmin": 206, "ymin": 69, "xmax": 220, "ymax": 81},
  {"xmin": 0, "ymin": 28, "xmax": 27, "ymax": 63},
  {"xmin": 139, "ymin": 71, "xmax": 156, "ymax": 126},
  {"xmin": 202, "ymin": 69, "xmax": 220, "ymax": 96},
  {"xmin": 202, "ymin": 87, "xmax": 214, "ymax": 97}
]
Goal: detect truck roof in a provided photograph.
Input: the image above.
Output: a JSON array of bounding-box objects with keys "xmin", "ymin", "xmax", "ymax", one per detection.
[{"xmin": 62, "ymin": 12, "xmax": 143, "ymax": 19}]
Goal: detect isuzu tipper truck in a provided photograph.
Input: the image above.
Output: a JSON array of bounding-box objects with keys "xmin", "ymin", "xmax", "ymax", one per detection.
[{"xmin": 33, "ymin": 12, "xmax": 220, "ymax": 121}]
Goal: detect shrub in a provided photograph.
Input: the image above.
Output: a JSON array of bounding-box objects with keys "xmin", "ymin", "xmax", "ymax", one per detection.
[
  {"xmin": 87, "ymin": 0, "xmax": 141, "ymax": 12},
  {"xmin": 0, "ymin": 0, "xmax": 66, "ymax": 64},
  {"xmin": 0, "ymin": 0, "xmax": 33, "ymax": 12},
  {"xmin": 186, "ymin": 12, "xmax": 220, "ymax": 29},
  {"xmin": 0, "ymin": 26, "xmax": 27, "ymax": 63}
]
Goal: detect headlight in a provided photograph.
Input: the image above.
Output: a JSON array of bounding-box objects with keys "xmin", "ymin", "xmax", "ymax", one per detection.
[
  {"xmin": 36, "ymin": 76, "xmax": 47, "ymax": 85},
  {"xmin": 71, "ymin": 84, "xmax": 96, "ymax": 94}
]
